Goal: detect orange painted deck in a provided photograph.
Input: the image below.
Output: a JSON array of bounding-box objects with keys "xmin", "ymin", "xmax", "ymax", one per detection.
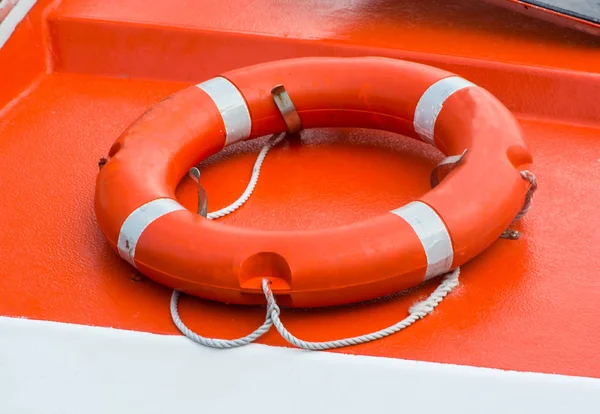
[{"xmin": 1, "ymin": 0, "xmax": 600, "ymax": 379}]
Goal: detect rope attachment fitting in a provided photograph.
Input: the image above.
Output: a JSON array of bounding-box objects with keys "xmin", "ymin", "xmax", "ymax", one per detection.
[{"xmin": 500, "ymin": 169, "xmax": 538, "ymax": 240}]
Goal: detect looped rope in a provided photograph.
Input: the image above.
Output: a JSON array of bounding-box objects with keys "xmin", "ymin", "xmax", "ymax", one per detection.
[
  {"xmin": 261, "ymin": 268, "xmax": 460, "ymax": 350},
  {"xmin": 170, "ymin": 138, "xmax": 534, "ymax": 350},
  {"xmin": 172, "ymin": 267, "xmax": 460, "ymax": 350},
  {"xmin": 170, "ymin": 290, "xmax": 274, "ymax": 348}
]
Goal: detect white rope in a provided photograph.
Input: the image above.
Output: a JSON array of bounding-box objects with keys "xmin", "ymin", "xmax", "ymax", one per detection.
[
  {"xmin": 170, "ymin": 290, "xmax": 274, "ymax": 348},
  {"xmin": 206, "ymin": 133, "xmax": 286, "ymax": 220},
  {"xmin": 261, "ymin": 268, "xmax": 460, "ymax": 350}
]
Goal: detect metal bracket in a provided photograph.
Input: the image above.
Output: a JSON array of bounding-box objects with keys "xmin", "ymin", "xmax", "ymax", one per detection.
[
  {"xmin": 271, "ymin": 84, "xmax": 303, "ymax": 134},
  {"xmin": 500, "ymin": 229, "xmax": 521, "ymax": 240},
  {"xmin": 430, "ymin": 149, "xmax": 467, "ymax": 188},
  {"xmin": 188, "ymin": 167, "xmax": 208, "ymax": 217},
  {"xmin": 98, "ymin": 157, "xmax": 108, "ymax": 169}
]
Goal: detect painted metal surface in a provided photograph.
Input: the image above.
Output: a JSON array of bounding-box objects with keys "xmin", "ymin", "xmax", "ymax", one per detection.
[
  {"xmin": 0, "ymin": 0, "xmax": 599, "ymax": 383},
  {"xmin": 1, "ymin": 72, "xmax": 599, "ymax": 376},
  {"xmin": 0, "ymin": 0, "xmax": 36, "ymax": 47},
  {"xmin": 49, "ymin": 0, "xmax": 600, "ymax": 75},
  {"xmin": 0, "ymin": 0, "xmax": 18, "ymax": 23},
  {"xmin": 483, "ymin": 0, "xmax": 600, "ymax": 35},
  {"xmin": 2, "ymin": 316, "xmax": 600, "ymax": 414}
]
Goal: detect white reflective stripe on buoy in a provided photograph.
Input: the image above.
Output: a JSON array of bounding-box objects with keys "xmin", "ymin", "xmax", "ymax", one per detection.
[
  {"xmin": 391, "ymin": 201, "xmax": 453, "ymax": 280},
  {"xmin": 117, "ymin": 198, "xmax": 186, "ymax": 267},
  {"xmin": 196, "ymin": 76, "xmax": 252, "ymax": 146},
  {"xmin": 414, "ymin": 76, "xmax": 474, "ymax": 146}
]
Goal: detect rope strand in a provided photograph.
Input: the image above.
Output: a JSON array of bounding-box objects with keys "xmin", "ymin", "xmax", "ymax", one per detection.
[{"xmin": 207, "ymin": 133, "xmax": 286, "ymax": 220}]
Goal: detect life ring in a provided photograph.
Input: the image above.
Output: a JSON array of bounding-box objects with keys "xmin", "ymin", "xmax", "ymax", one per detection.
[{"xmin": 95, "ymin": 56, "xmax": 533, "ymax": 308}]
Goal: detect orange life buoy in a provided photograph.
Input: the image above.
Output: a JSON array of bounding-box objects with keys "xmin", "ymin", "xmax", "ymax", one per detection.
[{"xmin": 95, "ymin": 56, "xmax": 533, "ymax": 308}]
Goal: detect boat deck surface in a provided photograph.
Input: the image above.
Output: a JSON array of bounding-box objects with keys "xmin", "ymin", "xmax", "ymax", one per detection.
[{"xmin": 1, "ymin": 0, "xmax": 600, "ymax": 381}]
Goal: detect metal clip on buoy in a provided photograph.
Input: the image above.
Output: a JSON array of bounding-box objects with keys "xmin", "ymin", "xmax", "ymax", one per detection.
[
  {"xmin": 271, "ymin": 84, "xmax": 303, "ymax": 135},
  {"xmin": 98, "ymin": 157, "xmax": 109, "ymax": 170},
  {"xmin": 500, "ymin": 229, "xmax": 521, "ymax": 240},
  {"xmin": 430, "ymin": 149, "xmax": 468, "ymax": 189},
  {"xmin": 188, "ymin": 167, "xmax": 208, "ymax": 217}
]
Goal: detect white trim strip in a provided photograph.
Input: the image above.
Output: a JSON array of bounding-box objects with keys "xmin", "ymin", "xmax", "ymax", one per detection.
[
  {"xmin": 1, "ymin": 316, "xmax": 599, "ymax": 414},
  {"xmin": 0, "ymin": 0, "xmax": 37, "ymax": 49},
  {"xmin": 414, "ymin": 76, "xmax": 474, "ymax": 145},
  {"xmin": 391, "ymin": 201, "xmax": 453, "ymax": 280},
  {"xmin": 117, "ymin": 198, "xmax": 185, "ymax": 266},
  {"xmin": 196, "ymin": 76, "xmax": 252, "ymax": 146}
]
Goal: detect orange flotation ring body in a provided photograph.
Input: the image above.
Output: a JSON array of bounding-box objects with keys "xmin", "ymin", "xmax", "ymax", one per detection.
[{"xmin": 95, "ymin": 56, "xmax": 533, "ymax": 308}]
